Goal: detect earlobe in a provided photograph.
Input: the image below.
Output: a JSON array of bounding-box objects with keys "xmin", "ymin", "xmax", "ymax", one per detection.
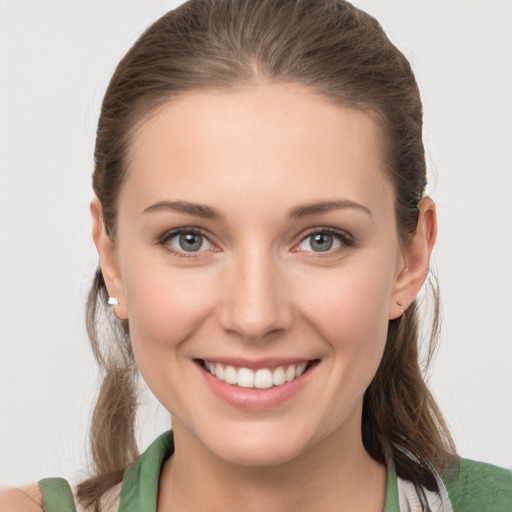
[
  {"xmin": 389, "ymin": 198, "xmax": 437, "ymax": 319},
  {"xmin": 90, "ymin": 197, "xmax": 128, "ymax": 320}
]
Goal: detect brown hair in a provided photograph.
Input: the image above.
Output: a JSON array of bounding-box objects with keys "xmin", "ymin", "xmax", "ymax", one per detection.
[{"xmin": 79, "ymin": 0, "xmax": 457, "ymax": 508}]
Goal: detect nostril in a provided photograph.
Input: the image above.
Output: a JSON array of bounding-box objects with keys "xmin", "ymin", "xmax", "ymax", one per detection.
[{"xmin": 219, "ymin": 305, "xmax": 294, "ymax": 342}]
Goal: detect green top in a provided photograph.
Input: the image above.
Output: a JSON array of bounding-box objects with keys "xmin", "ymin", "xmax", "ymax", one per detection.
[{"xmin": 39, "ymin": 431, "xmax": 512, "ymax": 511}]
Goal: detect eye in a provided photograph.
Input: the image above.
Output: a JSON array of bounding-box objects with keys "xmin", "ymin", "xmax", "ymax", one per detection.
[
  {"xmin": 296, "ymin": 229, "xmax": 352, "ymax": 253},
  {"xmin": 160, "ymin": 229, "xmax": 214, "ymax": 256}
]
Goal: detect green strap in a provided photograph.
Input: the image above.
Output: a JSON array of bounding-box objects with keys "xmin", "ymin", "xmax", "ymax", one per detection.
[
  {"xmin": 118, "ymin": 431, "xmax": 175, "ymax": 512},
  {"xmin": 38, "ymin": 478, "xmax": 77, "ymax": 512},
  {"xmin": 383, "ymin": 463, "xmax": 400, "ymax": 512}
]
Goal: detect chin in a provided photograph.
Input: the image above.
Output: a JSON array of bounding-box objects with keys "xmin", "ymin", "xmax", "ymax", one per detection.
[
  {"xmin": 215, "ymin": 441, "xmax": 305, "ymax": 467},
  {"xmin": 194, "ymin": 419, "xmax": 319, "ymax": 467}
]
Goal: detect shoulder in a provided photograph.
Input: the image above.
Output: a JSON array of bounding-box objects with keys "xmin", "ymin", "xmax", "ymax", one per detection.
[
  {"xmin": 443, "ymin": 458, "xmax": 512, "ymax": 512},
  {"xmin": 0, "ymin": 484, "xmax": 42, "ymax": 512}
]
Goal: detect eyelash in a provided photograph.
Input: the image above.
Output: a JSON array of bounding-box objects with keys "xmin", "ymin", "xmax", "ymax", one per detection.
[
  {"xmin": 157, "ymin": 228, "xmax": 214, "ymax": 258},
  {"xmin": 295, "ymin": 227, "xmax": 354, "ymax": 255},
  {"xmin": 157, "ymin": 227, "xmax": 354, "ymax": 258}
]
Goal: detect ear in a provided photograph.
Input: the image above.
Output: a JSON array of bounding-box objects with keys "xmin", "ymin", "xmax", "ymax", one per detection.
[
  {"xmin": 389, "ymin": 198, "xmax": 437, "ymax": 319},
  {"xmin": 91, "ymin": 197, "xmax": 128, "ymax": 320}
]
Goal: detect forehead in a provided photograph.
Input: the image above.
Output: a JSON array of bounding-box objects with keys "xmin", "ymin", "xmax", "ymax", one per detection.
[{"xmin": 122, "ymin": 84, "xmax": 393, "ymax": 219}]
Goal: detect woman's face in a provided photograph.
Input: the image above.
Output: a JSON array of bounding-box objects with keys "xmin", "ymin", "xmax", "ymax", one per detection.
[{"xmin": 94, "ymin": 84, "xmax": 429, "ymax": 466}]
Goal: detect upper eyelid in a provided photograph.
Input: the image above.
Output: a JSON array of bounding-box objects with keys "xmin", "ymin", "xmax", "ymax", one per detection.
[
  {"xmin": 293, "ymin": 227, "xmax": 354, "ymax": 255},
  {"xmin": 158, "ymin": 227, "xmax": 213, "ymax": 243},
  {"xmin": 157, "ymin": 227, "xmax": 217, "ymax": 256},
  {"xmin": 297, "ymin": 226, "xmax": 352, "ymax": 242}
]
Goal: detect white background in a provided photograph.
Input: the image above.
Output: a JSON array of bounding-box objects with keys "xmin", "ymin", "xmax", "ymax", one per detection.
[{"xmin": 0, "ymin": 0, "xmax": 511, "ymax": 486}]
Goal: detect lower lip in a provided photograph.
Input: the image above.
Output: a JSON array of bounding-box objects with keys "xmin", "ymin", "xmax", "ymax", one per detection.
[{"xmin": 196, "ymin": 361, "xmax": 317, "ymax": 410}]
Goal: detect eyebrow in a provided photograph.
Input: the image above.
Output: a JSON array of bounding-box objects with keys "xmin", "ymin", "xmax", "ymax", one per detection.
[
  {"xmin": 287, "ymin": 200, "xmax": 372, "ymax": 219},
  {"xmin": 142, "ymin": 199, "xmax": 372, "ymax": 220},
  {"xmin": 142, "ymin": 201, "xmax": 223, "ymax": 219}
]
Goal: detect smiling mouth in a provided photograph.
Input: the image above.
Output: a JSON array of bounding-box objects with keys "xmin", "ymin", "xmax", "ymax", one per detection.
[{"xmin": 198, "ymin": 359, "xmax": 319, "ymax": 389}]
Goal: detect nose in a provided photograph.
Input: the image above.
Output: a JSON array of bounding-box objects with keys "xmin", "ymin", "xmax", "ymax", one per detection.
[{"xmin": 218, "ymin": 250, "xmax": 294, "ymax": 342}]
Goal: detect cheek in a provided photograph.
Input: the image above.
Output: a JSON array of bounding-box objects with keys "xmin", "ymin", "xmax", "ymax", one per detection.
[
  {"xmin": 123, "ymin": 261, "xmax": 218, "ymax": 352},
  {"xmin": 296, "ymin": 267, "xmax": 393, "ymax": 343},
  {"xmin": 122, "ymin": 262, "xmax": 220, "ymax": 412}
]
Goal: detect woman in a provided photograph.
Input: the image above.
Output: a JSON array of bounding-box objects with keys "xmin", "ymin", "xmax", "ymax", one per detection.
[{"xmin": 2, "ymin": 0, "xmax": 510, "ymax": 510}]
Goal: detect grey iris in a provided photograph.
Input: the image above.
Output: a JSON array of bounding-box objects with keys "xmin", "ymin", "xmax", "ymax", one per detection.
[
  {"xmin": 311, "ymin": 233, "xmax": 333, "ymax": 252},
  {"xmin": 179, "ymin": 233, "xmax": 203, "ymax": 251}
]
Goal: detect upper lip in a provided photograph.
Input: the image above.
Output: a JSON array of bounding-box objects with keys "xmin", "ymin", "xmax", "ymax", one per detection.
[{"xmin": 195, "ymin": 357, "xmax": 317, "ymax": 370}]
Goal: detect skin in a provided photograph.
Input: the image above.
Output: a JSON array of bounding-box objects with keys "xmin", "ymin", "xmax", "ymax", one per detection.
[
  {"xmin": 0, "ymin": 485, "xmax": 42, "ymax": 512},
  {"xmin": 91, "ymin": 83, "xmax": 436, "ymax": 511}
]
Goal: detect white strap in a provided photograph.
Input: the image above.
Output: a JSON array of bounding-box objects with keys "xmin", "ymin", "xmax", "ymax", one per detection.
[
  {"xmin": 394, "ymin": 445, "xmax": 454, "ymax": 512},
  {"xmin": 397, "ymin": 476, "xmax": 453, "ymax": 512}
]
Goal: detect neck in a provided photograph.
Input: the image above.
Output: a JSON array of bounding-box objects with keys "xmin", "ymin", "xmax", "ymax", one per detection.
[{"xmin": 157, "ymin": 420, "xmax": 386, "ymax": 512}]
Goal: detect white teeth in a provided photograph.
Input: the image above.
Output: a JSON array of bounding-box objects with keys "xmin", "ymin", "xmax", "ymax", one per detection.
[
  {"xmin": 203, "ymin": 361, "xmax": 310, "ymax": 389},
  {"xmin": 215, "ymin": 363, "xmax": 224, "ymax": 380},
  {"xmin": 255, "ymin": 369, "xmax": 273, "ymax": 389},
  {"xmin": 285, "ymin": 365, "xmax": 295, "ymax": 382},
  {"xmin": 295, "ymin": 362, "xmax": 307, "ymax": 378},
  {"xmin": 272, "ymin": 366, "xmax": 286, "ymax": 386},
  {"xmin": 237, "ymin": 368, "xmax": 255, "ymax": 388},
  {"xmin": 206, "ymin": 361, "xmax": 216, "ymax": 376},
  {"xmin": 224, "ymin": 365, "xmax": 238, "ymax": 384}
]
